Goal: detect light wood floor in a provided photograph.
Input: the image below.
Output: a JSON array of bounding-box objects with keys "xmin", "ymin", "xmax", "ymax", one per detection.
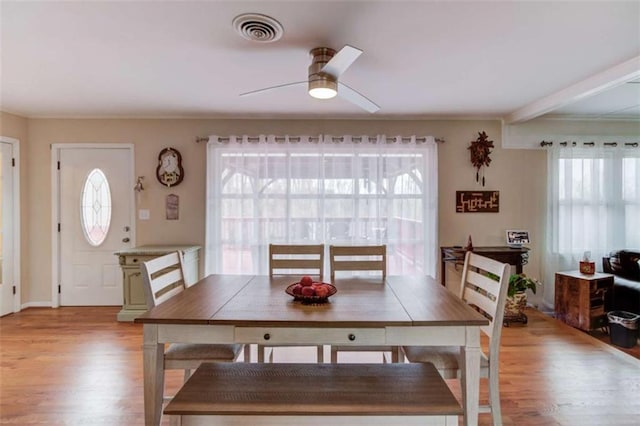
[{"xmin": 1, "ymin": 307, "xmax": 639, "ymax": 425}]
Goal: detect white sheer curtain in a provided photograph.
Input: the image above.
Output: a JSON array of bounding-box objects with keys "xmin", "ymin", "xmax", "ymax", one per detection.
[
  {"xmin": 544, "ymin": 143, "xmax": 640, "ymax": 307},
  {"xmin": 205, "ymin": 134, "xmax": 438, "ymax": 278}
]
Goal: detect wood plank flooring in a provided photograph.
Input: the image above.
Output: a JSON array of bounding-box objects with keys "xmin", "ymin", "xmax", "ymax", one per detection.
[{"xmin": 1, "ymin": 307, "xmax": 639, "ymax": 425}]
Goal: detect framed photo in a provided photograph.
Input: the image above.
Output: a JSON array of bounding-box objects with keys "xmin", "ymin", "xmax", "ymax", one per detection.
[{"xmin": 506, "ymin": 230, "xmax": 530, "ymax": 247}]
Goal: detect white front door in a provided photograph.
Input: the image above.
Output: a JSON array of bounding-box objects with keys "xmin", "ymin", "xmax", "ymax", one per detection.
[
  {"xmin": 58, "ymin": 147, "xmax": 134, "ymax": 306},
  {"xmin": 0, "ymin": 141, "xmax": 15, "ymax": 316}
]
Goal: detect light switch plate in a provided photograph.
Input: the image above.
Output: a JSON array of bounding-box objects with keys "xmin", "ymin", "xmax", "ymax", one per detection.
[{"xmin": 138, "ymin": 209, "xmax": 150, "ymax": 220}]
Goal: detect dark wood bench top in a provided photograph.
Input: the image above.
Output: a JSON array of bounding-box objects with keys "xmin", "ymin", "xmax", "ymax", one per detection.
[{"xmin": 164, "ymin": 362, "xmax": 462, "ymax": 416}]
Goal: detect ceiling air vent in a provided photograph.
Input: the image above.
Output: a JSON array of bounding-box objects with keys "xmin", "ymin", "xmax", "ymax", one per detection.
[{"xmin": 232, "ymin": 13, "xmax": 283, "ymax": 43}]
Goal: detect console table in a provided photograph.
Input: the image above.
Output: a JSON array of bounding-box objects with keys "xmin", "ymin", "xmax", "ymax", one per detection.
[
  {"xmin": 113, "ymin": 245, "xmax": 200, "ymax": 322},
  {"xmin": 440, "ymin": 246, "xmax": 530, "ymax": 286}
]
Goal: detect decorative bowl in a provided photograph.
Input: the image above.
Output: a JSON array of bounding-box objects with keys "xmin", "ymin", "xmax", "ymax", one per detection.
[{"xmin": 285, "ymin": 282, "xmax": 337, "ymax": 304}]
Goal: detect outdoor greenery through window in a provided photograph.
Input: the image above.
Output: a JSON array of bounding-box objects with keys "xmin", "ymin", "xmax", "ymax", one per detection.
[{"xmin": 206, "ymin": 135, "xmax": 438, "ymax": 277}]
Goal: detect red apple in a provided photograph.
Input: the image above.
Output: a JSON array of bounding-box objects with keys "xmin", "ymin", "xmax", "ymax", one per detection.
[
  {"xmin": 291, "ymin": 284, "xmax": 303, "ymax": 295},
  {"xmin": 300, "ymin": 276, "xmax": 314, "ymax": 287},
  {"xmin": 301, "ymin": 286, "xmax": 316, "ymax": 297},
  {"xmin": 314, "ymin": 285, "xmax": 329, "ymax": 298}
]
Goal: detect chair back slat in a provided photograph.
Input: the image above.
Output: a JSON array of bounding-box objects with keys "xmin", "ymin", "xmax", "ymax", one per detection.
[
  {"xmin": 329, "ymin": 245, "xmax": 387, "ymax": 279},
  {"xmin": 465, "ymin": 269, "xmax": 502, "ymax": 299},
  {"xmin": 269, "ymin": 244, "xmax": 324, "ymax": 278},
  {"xmin": 460, "ymin": 252, "xmax": 509, "ymax": 346},
  {"xmin": 140, "ymin": 251, "xmax": 187, "ymax": 309}
]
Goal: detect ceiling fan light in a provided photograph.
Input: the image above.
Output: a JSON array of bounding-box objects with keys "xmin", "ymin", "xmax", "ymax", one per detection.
[
  {"xmin": 309, "ymin": 86, "xmax": 337, "ymax": 99},
  {"xmin": 308, "ymin": 77, "xmax": 338, "ymax": 100}
]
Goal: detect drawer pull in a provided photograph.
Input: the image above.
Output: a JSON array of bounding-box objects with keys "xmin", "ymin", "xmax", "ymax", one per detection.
[
  {"xmin": 348, "ymin": 333, "xmax": 356, "ymax": 341},
  {"xmin": 263, "ymin": 333, "xmax": 271, "ymax": 341}
]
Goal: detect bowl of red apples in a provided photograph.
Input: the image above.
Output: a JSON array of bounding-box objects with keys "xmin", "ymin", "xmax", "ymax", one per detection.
[{"xmin": 285, "ymin": 276, "xmax": 337, "ymax": 304}]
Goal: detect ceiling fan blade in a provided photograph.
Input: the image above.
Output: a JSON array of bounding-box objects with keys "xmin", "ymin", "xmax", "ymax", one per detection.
[
  {"xmin": 239, "ymin": 81, "xmax": 306, "ymax": 97},
  {"xmin": 321, "ymin": 45, "xmax": 363, "ymax": 78},
  {"xmin": 337, "ymin": 82, "xmax": 380, "ymax": 113}
]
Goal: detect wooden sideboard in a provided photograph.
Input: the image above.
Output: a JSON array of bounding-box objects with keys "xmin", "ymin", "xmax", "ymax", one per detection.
[
  {"xmin": 554, "ymin": 270, "xmax": 614, "ymax": 331},
  {"xmin": 113, "ymin": 245, "xmax": 200, "ymax": 322},
  {"xmin": 440, "ymin": 246, "xmax": 530, "ymax": 286}
]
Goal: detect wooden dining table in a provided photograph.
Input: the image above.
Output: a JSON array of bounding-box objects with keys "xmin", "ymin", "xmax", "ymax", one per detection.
[{"xmin": 135, "ymin": 274, "xmax": 489, "ymax": 426}]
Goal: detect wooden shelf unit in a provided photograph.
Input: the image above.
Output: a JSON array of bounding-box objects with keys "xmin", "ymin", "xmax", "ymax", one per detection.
[{"xmin": 554, "ymin": 271, "xmax": 614, "ymax": 331}]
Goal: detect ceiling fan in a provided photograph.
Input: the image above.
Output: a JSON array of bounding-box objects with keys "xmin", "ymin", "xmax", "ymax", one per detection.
[{"xmin": 240, "ymin": 45, "xmax": 380, "ymax": 113}]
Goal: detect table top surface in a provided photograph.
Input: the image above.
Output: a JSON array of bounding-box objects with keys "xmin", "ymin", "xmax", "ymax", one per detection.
[
  {"xmin": 114, "ymin": 244, "xmax": 201, "ymax": 256},
  {"xmin": 556, "ymin": 270, "xmax": 614, "ymax": 280},
  {"xmin": 441, "ymin": 246, "xmax": 530, "ymax": 254},
  {"xmin": 135, "ymin": 274, "xmax": 488, "ymax": 327}
]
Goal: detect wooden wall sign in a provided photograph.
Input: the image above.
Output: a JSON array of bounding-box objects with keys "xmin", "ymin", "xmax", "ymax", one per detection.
[
  {"xmin": 456, "ymin": 191, "xmax": 499, "ymax": 213},
  {"xmin": 166, "ymin": 194, "xmax": 179, "ymax": 220}
]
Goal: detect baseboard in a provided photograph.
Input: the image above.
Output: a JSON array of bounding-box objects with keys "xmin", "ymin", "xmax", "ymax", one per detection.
[{"xmin": 21, "ymin": 301, "xmax": 54, "ymax": 309}]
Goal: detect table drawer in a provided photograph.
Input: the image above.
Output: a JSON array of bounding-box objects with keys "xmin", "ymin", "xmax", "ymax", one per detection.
[
  {"xmin": 121, "ymin": 255, "xmax": 158, "ymax": 266},
  {"xmin": 235, "ymin": 327, "xmax": 386, "ymax": 345}
]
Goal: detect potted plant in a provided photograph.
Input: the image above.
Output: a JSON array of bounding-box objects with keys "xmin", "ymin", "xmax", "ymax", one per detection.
[{"xmin": 505, "ymin": 273, "xmax": 539, "ymax": 319}]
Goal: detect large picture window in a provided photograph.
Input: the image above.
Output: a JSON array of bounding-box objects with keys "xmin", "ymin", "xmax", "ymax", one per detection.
[
  {"xmin": 545, "ymin": 144, "xmax": 640, "ymax": 305},
  {"xmin": 206, "ymin": 135, "xmax": 438, "ymax": 277}
]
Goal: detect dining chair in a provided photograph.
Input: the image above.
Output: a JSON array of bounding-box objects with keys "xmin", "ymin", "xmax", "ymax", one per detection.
[
  {"xmin": 328, "ymin": 244, "xmax": 397, "ymax": 363},
  {"xmin": 269, "ymin": 243, "xmax": 325, "ymax": 278},
  {"xmin": 329, "ymin": 244, "xmax": 386, "ymax": 279},
  {"xmin": 140, "ymin": 251, "xmax": 247, "ymax": 403},
  {"xmin": 262, "ymin": 243, "xmax": 325, "ymax": 363},
  {"xmin": 401, "ymin": 251, "xmax": 510, "ymax": 426}
]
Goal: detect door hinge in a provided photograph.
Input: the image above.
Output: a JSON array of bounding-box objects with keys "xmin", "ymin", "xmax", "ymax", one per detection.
[
  {"xmin": 58, "ymin": 285, "xmax": 61, "ymax": 294},
  {"xmin": 58, "ymin": 223, "xmax": 61, "ymax": 232},
  {"xmin": 12, "ymin": 286, "xmax": 16, "ymax": 295},
  {"xmin": 57, "ymin": 161, "xmax": 61, "ymax": 170},
  {"xmin": 12, "ymin": 158, "xmax": 15, "ymax": 167}
]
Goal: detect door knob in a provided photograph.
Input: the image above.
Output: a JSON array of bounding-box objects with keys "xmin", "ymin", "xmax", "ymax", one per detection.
[{"xmin": 122, "ymin": 237, "xmax": 130, "ymax": 243}]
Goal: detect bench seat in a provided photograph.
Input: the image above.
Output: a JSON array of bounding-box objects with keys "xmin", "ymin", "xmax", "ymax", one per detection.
[{"xmin": 164, "ymin": 362, "xmax": 462, "ymax": 425}]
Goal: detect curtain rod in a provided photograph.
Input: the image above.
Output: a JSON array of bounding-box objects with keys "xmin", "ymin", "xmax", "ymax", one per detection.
[
  {"xmin": 196, "ymin": 136, "xmax": 446, "ymax": 143},
  {"xmin": 540, "ymin": 140, "xmax": 639, "ymax": 148}
]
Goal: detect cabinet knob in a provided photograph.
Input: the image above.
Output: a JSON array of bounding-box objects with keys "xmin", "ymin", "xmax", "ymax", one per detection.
[
  {"xmin": 348, "ymin": 333, "xmax": 356, "ymax": 341},
  {"xmin": 263, "ymin": 333, "xmax": 271, "ymax": 341}
]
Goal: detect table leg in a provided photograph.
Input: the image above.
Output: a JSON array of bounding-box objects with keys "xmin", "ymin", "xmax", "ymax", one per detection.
[
  {"xmin": 143, "ymin": 324, "xmax": 165, "ymax": 426},
  {"xmin": 441, "ymin": 259, "xmax": 446, "ymax": 286},
  {"xmin": 462, "ymin": 326, "xmax": 481, "ymax": 426}
]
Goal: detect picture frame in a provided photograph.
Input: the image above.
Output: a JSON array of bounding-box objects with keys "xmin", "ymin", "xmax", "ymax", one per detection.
[{"xmin": 506, "ymin": 230, "xmax": 530, "ymax": 247}]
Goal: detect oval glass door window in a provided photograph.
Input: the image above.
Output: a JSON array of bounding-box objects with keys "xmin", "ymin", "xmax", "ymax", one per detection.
[{"xmin": 80, "ymin": 168, "xmax": 112, "ymax": 246}]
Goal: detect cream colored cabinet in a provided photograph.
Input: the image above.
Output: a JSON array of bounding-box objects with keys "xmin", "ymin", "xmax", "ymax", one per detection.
[{"xmin": 114, "ymin": 245, "xmax": 200, "ymax": 321}]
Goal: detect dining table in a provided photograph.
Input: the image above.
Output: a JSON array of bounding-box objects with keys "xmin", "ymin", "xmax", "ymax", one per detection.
[{"xmin": 135, "ymin": 274, "xmax": 489, "ymax": 426}]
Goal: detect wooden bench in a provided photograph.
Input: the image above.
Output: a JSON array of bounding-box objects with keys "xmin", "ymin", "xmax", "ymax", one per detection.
[{"xmin": 164, "ymin": 362, "xmax": 462, "ymax": 425}]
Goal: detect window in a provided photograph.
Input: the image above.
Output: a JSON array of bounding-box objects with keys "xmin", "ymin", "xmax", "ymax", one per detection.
[
  {"xmin": 80, "ymin": 168, "xmax": 112, "ymax": 246},
  {"xmin": 206, "ymin": 135, "xmax": 438, "ymax": 277},
  {"xmin": 546, "ymin": 145, "xmax": 640, "ymax": 293}
]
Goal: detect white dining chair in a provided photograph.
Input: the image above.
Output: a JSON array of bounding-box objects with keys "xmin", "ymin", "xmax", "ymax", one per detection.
[
  {"xmin": 328, "ymin": 244, "xmax": 398, "ymax": 363},
  {"xmin": 140, "ymin": 251, "xmax": 247, "ymax": 403},
  {"xmin": 402, "ymin": 251, "xmax": 510, "ymax": 426},
  {"xmin": 261, "ymin": 243, "xmax": 325, "ymax": 363}
]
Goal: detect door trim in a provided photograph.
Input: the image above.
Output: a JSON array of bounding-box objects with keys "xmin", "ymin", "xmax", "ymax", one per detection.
[
  {"xmin": 51, "ymin": 143, "xmax": 136, "ymax": 308},
  {"xmin": 0, "ymin": 136, "xmax": 20, "ymax": 314}
]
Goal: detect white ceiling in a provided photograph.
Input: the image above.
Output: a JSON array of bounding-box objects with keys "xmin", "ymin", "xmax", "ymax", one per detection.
[{"xmin": 2, "ymin": 1, "xmax": 639, "ymax": 121}]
